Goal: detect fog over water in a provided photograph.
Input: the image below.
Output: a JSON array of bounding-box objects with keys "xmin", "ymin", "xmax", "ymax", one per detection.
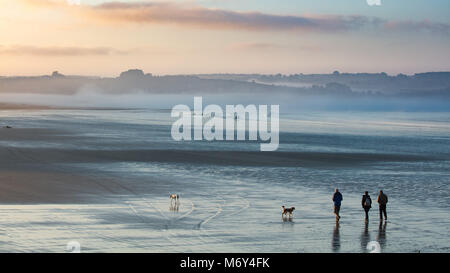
[{"xmin": 1, "ymin": 70, "xmax": 449, "ymax": 111}]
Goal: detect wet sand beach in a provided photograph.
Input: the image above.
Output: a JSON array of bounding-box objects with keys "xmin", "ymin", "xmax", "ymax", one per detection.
[{"xmin": 0, "ymin": 110, "xmax": 449, "ymax": 252}]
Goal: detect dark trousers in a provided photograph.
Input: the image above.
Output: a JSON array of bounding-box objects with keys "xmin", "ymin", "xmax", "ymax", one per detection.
[
  {"xmin": 364, "ymin": 207, "xmax": 370, "ymax": 219},
  {"xmin": 379, "ymin": 204, "xmax": 387, "ymax": 219},
  {"xmin": 334, "ymin": 205, "xmax": 341, "ymax": 215}
]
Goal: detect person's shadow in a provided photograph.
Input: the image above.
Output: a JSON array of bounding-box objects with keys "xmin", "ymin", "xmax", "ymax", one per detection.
[
  {"xmin": 360, "ymin": 221, "xmax": 370, "ymax": 252},
  {"xmin": 377, "ymin": 221, "xmax": 387, "ymax": 250},
  {"xmin": 331, "ymin": 222, "xmax": 340, "ymax": 253}
]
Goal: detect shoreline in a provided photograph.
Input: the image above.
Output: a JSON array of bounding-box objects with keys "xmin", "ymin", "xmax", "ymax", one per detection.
[
  {"xmin": 0, "ymin": 126, "xmax": 445, "ymax": 204},
  {"xmin": 0, "ymin": 102, "xmax": 138, "ymax": 111}
]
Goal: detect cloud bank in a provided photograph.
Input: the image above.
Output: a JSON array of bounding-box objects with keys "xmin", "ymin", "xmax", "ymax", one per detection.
[
  {"xmin": 0, "ymin": 45, "xmax": 127, "ymax": 56},
  {"xmin": 20, "ymin": 0, "xmax": 450, "ymax": 34},
  {"xmin": 87, "ymin": 2, "xmax": 382, "ymax": 32},
  {"xmin": 384, "ymin": 20, "xmax": 450, "ymax": 34}
]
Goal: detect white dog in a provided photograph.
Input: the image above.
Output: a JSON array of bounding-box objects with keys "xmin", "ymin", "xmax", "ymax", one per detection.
[{"xmin": 170, "ymin": 194, "xmax": 179, "ymax": 203}]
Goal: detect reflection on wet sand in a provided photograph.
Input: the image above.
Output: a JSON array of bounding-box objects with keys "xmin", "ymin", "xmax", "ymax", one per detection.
[
  {"xmin": 332, "ymin": 222, "xmax": 340, "ymax": 252},
  {"xmin": 377, "ymin": 221, "xmax": 387, "ymax": 250},
  {"xmin": 282, "ymin": 216, "xmax": 294, "ymax": 223},
  {"xmin": 360, "ymin": 221, "xmax": 370, "ymax": 252},
  {"xmin": 169, "ymin": 202, "xmax": 180, "ymax": 212},
  {"xmin": 281, "ymin": 216, "xmax": 294, "ymax": 236}
]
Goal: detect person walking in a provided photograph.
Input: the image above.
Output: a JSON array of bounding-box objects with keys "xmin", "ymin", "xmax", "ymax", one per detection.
[
  {"xmin": 361, "ymin": 191, "xmax": 372, "ymax": 222},
  {"xmin": 332, "ymin": 188, "xmax": 343, "ymax": 221},
  {"xmin": 377, "ymin": 190, "xmax": 388, "ymax": 221}
]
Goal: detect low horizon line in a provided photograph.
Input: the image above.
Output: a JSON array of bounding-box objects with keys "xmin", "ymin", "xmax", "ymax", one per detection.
[{"xmin": 2, "ymin": 69, "xmax": 450, "ymax": 78}]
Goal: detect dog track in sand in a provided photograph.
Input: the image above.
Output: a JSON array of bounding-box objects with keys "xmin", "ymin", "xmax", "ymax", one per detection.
[
  {"xmin": 194, "ymin": 196, "xmax": 252, "ymax": 247},
  {"xmin": 139, "ymin": 198, "xmax": 216, "ymax": 251},
  {"xmin": 223, "ymin": 197, "xmax": 251, "ymax": 218},
  {"xmin": 196, "ymin": 198, "xmax": 225, "ymax": 230}
]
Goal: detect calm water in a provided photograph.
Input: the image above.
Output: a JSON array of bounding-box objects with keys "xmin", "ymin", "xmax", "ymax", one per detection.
[{"xmin": 0, "ymin": 109, "xmax": 449, "ymax": 252}]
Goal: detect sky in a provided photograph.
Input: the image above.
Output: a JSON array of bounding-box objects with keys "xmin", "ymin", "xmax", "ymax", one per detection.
[{"xmin": 0, "ymin": 0, "xmax": 449, "ymax": 76}]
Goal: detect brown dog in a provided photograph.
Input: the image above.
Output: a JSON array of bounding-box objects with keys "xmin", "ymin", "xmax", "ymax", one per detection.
[{"xmin": 281, "ymin": 206, "xmax": 295, "ymax": 217}]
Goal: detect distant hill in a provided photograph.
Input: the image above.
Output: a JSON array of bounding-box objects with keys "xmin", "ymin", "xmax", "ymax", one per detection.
[
  {"xmin": 1, "ymin": 69, "xmax": 449, "ymax": 96},
  {"xmin": 0, "ymin": 70, "xmax": 449, "ymax": 111},
  {"xmin": 197, "ymin": 72, "xmax": 450, "ymax": 95}
]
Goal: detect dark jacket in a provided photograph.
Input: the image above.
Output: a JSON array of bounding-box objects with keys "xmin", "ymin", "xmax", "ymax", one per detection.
[
  {"xmin": 333, "ymin": 192, "xmax": 343, "ymax": 206},
  {"xmin": 377, "ymin": 193, "xmax": 388, "ymax": 205},
  {"xmin": 362, "ymin": 195, "xmax": 372, "ymax": 208}
]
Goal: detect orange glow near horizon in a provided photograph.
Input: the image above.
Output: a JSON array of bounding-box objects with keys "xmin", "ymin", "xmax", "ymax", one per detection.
[{"xmin": 0, "ymin": 0, "xmax": 449, "ymax": 76}]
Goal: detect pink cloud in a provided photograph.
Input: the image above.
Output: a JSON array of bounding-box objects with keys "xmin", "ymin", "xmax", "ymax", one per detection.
[
  {"xmin": 0, "ymin": 45, "xmax": 128, "ymax": 56},
  {"xmin": 21, "ymin": 1, "xmax": 450, "ymax": 34}
]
